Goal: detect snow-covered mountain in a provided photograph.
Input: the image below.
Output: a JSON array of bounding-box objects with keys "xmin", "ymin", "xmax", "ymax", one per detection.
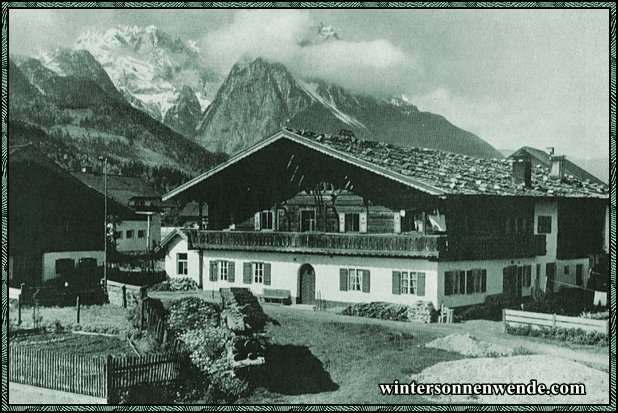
[
  {"xmin": 73, "ymin": 25, "xmax": 218, "ymax": 122},
  {"xmin": 195, "ymin": 57, "xmax": 503, "ymax": 159}
]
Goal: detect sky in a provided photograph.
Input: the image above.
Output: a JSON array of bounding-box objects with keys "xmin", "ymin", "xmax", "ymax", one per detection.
[{"xmin": 8, "ymin": 8, "xmax": 611, "ymax": 167}]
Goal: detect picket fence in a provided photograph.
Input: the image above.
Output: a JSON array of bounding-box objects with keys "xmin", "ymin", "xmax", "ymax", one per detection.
[{"xmin": 9, "ymin": 345, "xmax": 188, "ymax": 401}]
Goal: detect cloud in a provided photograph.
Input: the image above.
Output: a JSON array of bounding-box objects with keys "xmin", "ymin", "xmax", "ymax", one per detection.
[
  {"xmin": 202, "ymin": 10, "xmax": 417, "ymax": 97},
  {"xmin": 8, "ymin": 10, "xmax": 69, "ymax": 56}
]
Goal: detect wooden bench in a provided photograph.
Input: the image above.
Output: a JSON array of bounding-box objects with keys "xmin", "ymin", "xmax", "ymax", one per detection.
[{"xmin": 260, "ymin": 289, "xmax": 292, "ymax": 305}]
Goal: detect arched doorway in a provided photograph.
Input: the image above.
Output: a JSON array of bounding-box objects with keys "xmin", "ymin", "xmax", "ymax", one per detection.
[{"xmin": 299, "ymin": 264, "xmax": 316, "ymax": 304}]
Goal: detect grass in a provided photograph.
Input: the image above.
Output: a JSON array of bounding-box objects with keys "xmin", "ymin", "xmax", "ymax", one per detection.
[
  {"xmin": 9, "ymin": 303, "xmax": 131, "ymax": 335},
  {"xmin": 10, "ymin": 332, "xmax": 135, "ymax": 357},
  {"xmin": 238, "ymin": 306, "xmax": 465, "ymax": 404}
]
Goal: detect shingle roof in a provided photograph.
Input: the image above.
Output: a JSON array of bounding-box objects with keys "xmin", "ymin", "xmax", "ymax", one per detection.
[{"xmin": 286, "ymin": 128, "xmax": 609, "ymax": 199}]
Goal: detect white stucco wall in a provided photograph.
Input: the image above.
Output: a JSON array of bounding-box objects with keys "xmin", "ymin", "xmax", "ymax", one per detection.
[
  {"xmin": 116, "ymin": 215, "xmax": 161, "ymax": 253},
  {"xmin": 41, "ymin": 251, "xmax": 104, "ymax": 282},
  {"xmin": 165, "ymin": 236, "xmax": 202, "ymax": 286}
]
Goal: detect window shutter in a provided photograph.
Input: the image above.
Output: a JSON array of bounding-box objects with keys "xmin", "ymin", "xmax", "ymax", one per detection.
[
  {"xmin": 264, "ymin": 263, "xmax": 272, "ymax": 286},
  {"xmin": 228, "ymin": 262, "xmax": 235, "ymax": 283},
  {"xmin": 393, "ymin": 213, "xmax": 401, "ymax": 234},
  {"xmin": 392, "ymin": 271, "xmax": 401, "ymax": 295},
  {"xmin": 362, "ymin": 270, "xmax": 370, "ymax": 293},
  {"xmin": 481, "ymin": 269, "xmax": 487, "ymax": 292},
  {"xmin": 417, "ymin": 273, "xmax": 425, "ymax": 296},
  {"xmin": 339, "ymin": 268, "xmax": 348, "ymax": 291},
  {"xmin": 459, "ymin": 271, "xmax": 466, "ymax": 295},
  {"xmin": 209, "ymin": 261, "xmax": 217, "ymax": 282},
  {"xmin": 338, "ymin": 213, "xmax": 345, "ymax": 233},
  {"xmin": 254, "ymin": 212, "xmax": 261, "ymax": 231},
  {"xmin": 243, "ymin": 262, "xmax": 252, "ymax": 284},
  {"xmin": 466, "ymin": 271, "xmax": 473, "ymax": 294},
  {"xmin": 444, "ymin": 271, "xmax": 452, "ymax": 296},
  {"xmin": 359, "ymin": 212, "xmax": 368, "ymax": 233}
]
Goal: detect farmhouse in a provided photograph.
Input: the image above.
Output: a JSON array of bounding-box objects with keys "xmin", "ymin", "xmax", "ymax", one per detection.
[
  {"xmin": 160, "ymin": 129, "xmax": 608, "ymax": 309},
  {"xmin": 8, "ymin": 144, "xmax": 132, "ymax": 286},
  {"xmin": 73, "ymin": 170, "xmax": 162, "ymax": 253}
]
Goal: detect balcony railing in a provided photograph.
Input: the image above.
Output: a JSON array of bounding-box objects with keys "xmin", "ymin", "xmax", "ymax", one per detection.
[
  {"xmin": 185, "ymin": 230, "xmax": 546, "ymax": 260},
  {"xmin": 186, "ymin": 230, "xmax": 442, "ymax": 258}
]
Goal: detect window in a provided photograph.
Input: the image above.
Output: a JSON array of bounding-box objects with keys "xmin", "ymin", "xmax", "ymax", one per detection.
[
  {"xmin": 401, "ymin": 272, "xmax": 420, "ymax": 295},
  {"xmin": 138, "ymin": 230, "xmax": 145, "ymax": 238},
  {"xmin": 261, "ymin": 211, "xmax": 273, "ymax": 230},
  {"xmin": 466, "ymin": 269, "xmax": 487, "ymax": 294},
  {"xmin": 253, "ymin": 262, "xmax": 264, "ymax": 283},
  {"xmin": 537, "ymin": 216, "xmax": 552, "ymax": 234},
  {"xmin": 348, "ymin": 269, "xmax": 363, "ymax": 291},
  {"xmin": 300, "ymin": 210, "xmax": 317, "ymax": 232},
  {"xmin": 126, "ymin": 230, "xmax": 134, "ymax": 239},
  {"xmin": 345, "ymin": 213, "xmax": 360, "ymax": 232},
  {"xmin": 218, "ymin": 261, "xmax": 229, "ymax": 281},
  {"xmin": 115, "ymin": 231, "xmax": 123, "ymax": 239},
  {"xmin": 445, "ymin": 270, "xmax": 466, "ymax": 295},
  {"xmin": 55, "ymin": 258, "xmax": 75, "ymax": 276},
  {"xmin": 177, "ymin": 253, "xmax": 188, "ymax": 275},
  {"xmin": 564, "ymin": 265, "xmax": 570, "ymax": 277}
]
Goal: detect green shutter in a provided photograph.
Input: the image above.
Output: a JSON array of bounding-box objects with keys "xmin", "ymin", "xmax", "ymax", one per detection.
[
  {"xmin": 264, "ymin": 263, "xmax": 272, "ymax": 286},
  {"xmin": 228, "ymin": 262, "xmax": 235, "ymax": 283},
  {"xmin": 339, "ymin": 269, "xmax": 348, "ymax": 291},
  {"xmin": 466, "ymin": 271, "xmax": 473, "ymax": 294},
  {"xmin": 209, "ymin": 261, "xmax": 217, "ymax": 282},
  {"xmin": 362, "ymin": 270, "xmax": 370, "ymax": 293},
  {"xmin": 392, "ymin": 271, "xmax": 401, "ymax": 295},
  {"xmin": 444, "ymin": 271, "xmax": 452, "ymax": 296},
  {"xmin": 459, "ymin": 271, "xmax": 466, "ymax": 295},
  {"xmin": 416, "ymin": 272, "xmax": 425, "ymax": 296},
  {"xmin": 481, "ymin": 270, "xmax": 487, "ymax": 292},
  {"xmin": 243, "ymin": 262, "xmax": 252, "ymax": 284}
]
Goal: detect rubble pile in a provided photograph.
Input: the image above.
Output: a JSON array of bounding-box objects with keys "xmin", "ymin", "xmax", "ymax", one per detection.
[
  {"xmin": 220, "ymin": 288, "xmax": 270, "ymax": 366},
  {"xmin": 285, "ymin": 128, "xmax": 608, "ymax": 198}
]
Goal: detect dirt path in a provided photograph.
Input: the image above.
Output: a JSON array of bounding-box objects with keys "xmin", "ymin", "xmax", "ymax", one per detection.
[{"xmin": 264, "ymin": 305, "xmax": 609, "ymax": 371}]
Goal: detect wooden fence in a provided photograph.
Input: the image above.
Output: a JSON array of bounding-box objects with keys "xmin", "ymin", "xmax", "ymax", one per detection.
[
  {"xmin": 9, "ymin": 346, "xmax": 107, "ymax": 398},
  {"xmin": 141, "ymin": 298, "xmax": 185, "ymax": 352},
  {"xmin": 9, "ymin": 345, "xmax": 189, "ymax": 401},
  {"xmin": 503, "ymin": 309, "xmax": 609, "ymax": 335}
]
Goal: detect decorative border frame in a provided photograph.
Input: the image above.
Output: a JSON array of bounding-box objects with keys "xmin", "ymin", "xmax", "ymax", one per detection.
[{"xmin": 1, "ymin": 2, "xmax": 615, "ymax": 411}]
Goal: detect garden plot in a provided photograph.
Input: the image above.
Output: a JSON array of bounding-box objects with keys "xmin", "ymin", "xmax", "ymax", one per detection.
[{"xmin": 411, "ymin": 355, "xmax": 609, "ymax": 404}]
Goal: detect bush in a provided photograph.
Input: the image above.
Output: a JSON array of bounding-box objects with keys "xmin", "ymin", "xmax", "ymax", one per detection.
[
  {"xmin": 506, "ymin": 324, "xmax": 608, "ymax": 346},
  {"xmin": 169, "ymin": 277, "xmax": 199, "ymax": 291},
  {"xmin": 167, "ymin": 297, "xmax": 221, "ymax": 335}
]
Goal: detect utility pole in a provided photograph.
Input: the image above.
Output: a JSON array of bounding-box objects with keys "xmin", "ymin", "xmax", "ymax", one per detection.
[{"xmin": 99, "ymin": 156, "xmax": 108, "ymax": 289}]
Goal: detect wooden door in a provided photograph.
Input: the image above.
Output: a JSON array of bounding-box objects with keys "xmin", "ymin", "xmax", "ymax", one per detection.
[{"xmin": 300, "ymin": 266, "xmax": 316, "ymax": 304}]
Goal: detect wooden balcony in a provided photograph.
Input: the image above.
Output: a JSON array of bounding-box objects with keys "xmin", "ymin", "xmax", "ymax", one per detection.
[
  {"xmin": 186, "ymin": 230, "xmax": 443, "ymax": 258},
  {"xmin": 185, "ymin": 230, "xmax": 546, "ymax": 260}
]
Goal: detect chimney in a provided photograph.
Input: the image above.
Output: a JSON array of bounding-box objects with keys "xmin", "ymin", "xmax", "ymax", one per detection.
[
  {"xmin": 549, "ymin": 155, "xmax": 566, "ymax": 180},
  {"xmin": 511, "ymin": 157, "xmax": 532, "ymax": 187}
]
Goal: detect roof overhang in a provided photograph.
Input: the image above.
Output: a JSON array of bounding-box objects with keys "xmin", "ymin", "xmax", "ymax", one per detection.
[{"xmin": 162, "ymin": 130, "xmax": 445, "ymax": 202}]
